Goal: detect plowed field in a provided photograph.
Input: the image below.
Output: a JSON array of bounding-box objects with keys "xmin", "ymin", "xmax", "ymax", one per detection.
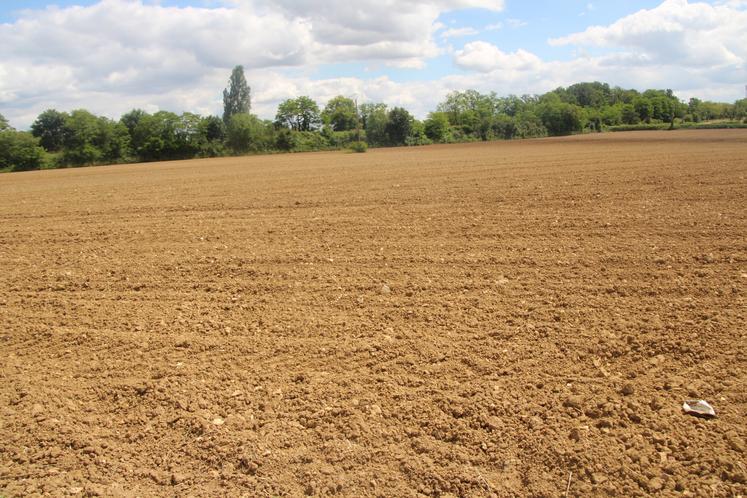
[{"xmin": 1, "ymin": 130, "xmax": 746, "ymax": 497}]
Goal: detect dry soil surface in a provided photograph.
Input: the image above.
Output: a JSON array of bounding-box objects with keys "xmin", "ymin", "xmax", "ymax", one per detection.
[{"xmin": 1, "ymin": 130, "xmax": 746, "ymax": 497}]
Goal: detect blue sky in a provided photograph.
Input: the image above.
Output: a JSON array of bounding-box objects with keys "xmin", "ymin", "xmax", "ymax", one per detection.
[{"xmin": 0, "ymin": 0, "xmax": 745, "ymax": 128}]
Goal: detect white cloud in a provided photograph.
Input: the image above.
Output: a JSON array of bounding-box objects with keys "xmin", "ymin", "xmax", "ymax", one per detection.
[
  {"xmin": 441, "ymin": 27, "xmax": 480, "ymax": 38},
  {"xmin": 454, "ymin": 42, "xmax": 542, "ymax": 73},
  {"xmin": 506, "ymin": 18, "xmax": 528, "ymax": 28},
  {"xmin": 248, "ymin": 0, "xmax": 503, "ymax": 62},
  {"xmin": 550, "ymin": 0, "xmax": 747, "ymax": 68}
]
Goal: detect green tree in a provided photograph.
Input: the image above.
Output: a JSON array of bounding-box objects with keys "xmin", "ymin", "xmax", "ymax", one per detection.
[
  {"xmin": 227, "ymin": 113, "xmax": 271, "ymax": 153},
  {"xmin": 437, "ymin": 89, "xmax": 497, "ymax": 139},
  {"xmin": 0, "ymin": 113, "xmax": 13, "ymax": 131},
  {"xmin": 223, "ymin": 65, "xmax": 251, "ymax": 124},
  {"xmin": 176, "ymin": 112, "xmax": 207, "ymax": 156},
  {"xmin": 31, "ymin": 109, "xmax": 68, "ymax": 151},
  {"xmin": 196, "ymin": 115, "xmax": 227, "ymax": 157},
  {"xmin": 688, "ymin": 98, "xmax": 703, "ymax": 122},
  {"xmin": 600, "ymin": 105, "xmax": 623, "ymax": 126},
  {"xmin": 385, "ymin": 107, "xmax": 414, "ymax": 145},
  {"xmin": 514, "ymin": 112, "xmax": 548, "ymax": 139},
  {"xmin": 554, "ymin": 82, "xmax": 612, "ymax": 108},
  {"xmin": 322, "ymin": 96, "xmax": 358, "ymax": 131},
  {"xmin": 275, "ymin": 128, "xmax": 296, "ymax": 151},
  {"xmin": 610, "ymin": 87, "xmax": 639, "ymax": 105},
  {"xmin": 360, "ymin": 103, "xmax": 388, "ymax": 146},
  {"xmin": 491, "ymin": 114, "xmax": 517, "ymax": 140},
  {"xmin": 620, "ymin": 104, "xmax": 640, "ymax": 125},
  {"xmin": 0, "ymin": 131, "xmax": 46, "ymax": 171},
  {"xmin": 734, "ymin": 99, "xmax": 747, "ymax": 121},
  {"xmin": 61, "ymin": 110, "xmax": 105, "ymax": 166},
  {"xmin": 120, "ymin": 109, "xmax": 148, "ymax": 137},
  {"xmin": 101, "ymin": 121, "xmax": 131, "ymax": 162},
  {"xmin": 424, "ymin": 112, "xmax": 449, "ymax": 142},
  {"xmin": 585, "ymin": 108, "xmax": 603, "ymax": 132},
  {"xmin": 537, "ymin": 95, "xmax": 585, "ymax": 136},
  {"xmin": 495, "ymin": 95, "xmax": 530, "ymax": 117},
  {"xmin": 131, "ymin": 111, "xmax": 185, "ymax": 162},
  {"xmin": 406, "ymin": 120, "xmax": 431, "ymax": 146},
  {"xmin": 633, "ymin": 97, "xmax": 653, "ymax": 123},
  {"xmin": 61, "ymin": 110, "xmax": 130, "ymax": 166},
  {"xmin": 275, "ymin": 96, "xmax": 321, "ymax": 132},
  {"xmin": 201, "ymin": 116, "xmax": 226, "ymax": 142}
]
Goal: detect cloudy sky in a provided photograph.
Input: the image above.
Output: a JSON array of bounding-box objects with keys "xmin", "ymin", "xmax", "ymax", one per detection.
[{"xmin": 1, "ymin": 0, "xmax": 746, "ymax": 128}]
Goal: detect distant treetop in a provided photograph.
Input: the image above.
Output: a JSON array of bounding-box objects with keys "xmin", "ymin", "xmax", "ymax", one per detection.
[{"xmin": 223, "ymin": 65, "xmax": 251, "ymax": 124}]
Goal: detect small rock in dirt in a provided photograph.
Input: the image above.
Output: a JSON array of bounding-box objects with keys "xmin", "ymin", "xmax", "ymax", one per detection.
[
  {"xmin": 380, "ymin": 284, "xmax": 391, "ymax": 295},
  {"xmin": 485, "ymin": 416, "xmax": 502, "ymax": 431},
  {"xmin": 147, "ymin": 470, "xmax": 169, "ymax": 485},
  {"xmin": 726, "ymin": 432, "xmax": 745, "ymax": 453},
  {"xmin": 171, "ymin": 473, "xmax": 186, "ymax": 485},
  {"xmin": 569, "ymin": 428, "xmax": 583, "ymax": 442},
  {"xmin": 84, "ymin": 484, "xmax": 106, "ymax": 496},
  {"xmin": 244, "ymin": 461, "xmax": 259, "ymax": 475},
  {"xmin": 649, "ymin": 397, "xmax": 664, "ymax": 411},
  {"xmin": 727, "ymin": 471, "xmax": 746, "ymax": 484},
  {"xmin": 646, "ymin": 477, "xmax": 664, "ymax": 493},
  {"xmin": 528, "ymin": 416, "xmax": 543, "ymax": 430},
  {"xmin": 224, "ymin": 414, "xmax": 245, "ymax": 426},
  {"xmin": 621, "ymin": 383, "xmax": 635, "ymax": 396},
  {"xmin": 31, "ymin": 403, "xmax": 44, "ymax": 416},
  {"xmin": 590, "ymin": 472, "xmax": 607, "ymax": 485},
  {"xmin": 563, "ymin": 395, "xmax": 583, "ymax": 409},
  {"xmin": 369, "ymin": 404, "xmax": 382, "ymax": 416},
  {"xmin": 211, "ymin": 417, "xmax": 225, "ymax": 426}
]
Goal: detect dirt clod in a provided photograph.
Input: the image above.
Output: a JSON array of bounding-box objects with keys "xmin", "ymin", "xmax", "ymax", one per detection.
[
  {"xmin": 646, "ymin": 477, "xmax": 664, "ymax": 493},
  {"xmin": 564, "ymin": 396, "xmax": 584, "ymax": 410}
]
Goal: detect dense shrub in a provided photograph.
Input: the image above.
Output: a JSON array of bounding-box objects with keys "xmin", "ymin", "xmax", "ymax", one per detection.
[
  {"xmin": 349, "ymin": 141, "xmax": 368, "ymax": 153},
  {"xmin": 227, "ymin": 113, "xmax": 272, "ymax": 154},
  {"xmin": 324, "ymin": 128, "xmax": 364, "ymax": 148},
  {"xmin": 608, "ymin": 123, "xmax": 671, "ymax": 132},
  {"xmin": 0, "ymin": 131, "xmax": 47, "ymax": 171},
  {"xmin": 424, "ymin": 112, "xmax": 449, "ymax": 142},
  {"xmin": 292, "ymin": 131, "xmax": 329, "ymax": 152}
]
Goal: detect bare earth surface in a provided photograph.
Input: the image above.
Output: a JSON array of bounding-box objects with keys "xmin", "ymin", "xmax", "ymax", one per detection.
[{"xmin": 1, "ymin": 130, "xmax": 746, "ymax": 497}]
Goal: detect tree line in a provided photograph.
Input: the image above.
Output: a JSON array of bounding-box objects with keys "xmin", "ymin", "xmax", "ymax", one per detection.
[{"xmin": 2, "ymin": 67, "xmax": 746, "ymax": 172}]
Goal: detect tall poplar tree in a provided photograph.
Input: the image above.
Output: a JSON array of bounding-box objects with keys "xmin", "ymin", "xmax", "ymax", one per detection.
[
  {"xmin": 0, "ymin": 113, "xmax": 12, "ymax": 131},
  {"xmin": 222, "ymin": 65, "xmax": 251, "ymax": 124}
]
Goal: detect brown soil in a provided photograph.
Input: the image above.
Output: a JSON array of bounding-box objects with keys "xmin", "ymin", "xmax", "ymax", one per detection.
[{"xmin": 1, "ymin": 130, "xmax": 746, "ymax": 497}]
